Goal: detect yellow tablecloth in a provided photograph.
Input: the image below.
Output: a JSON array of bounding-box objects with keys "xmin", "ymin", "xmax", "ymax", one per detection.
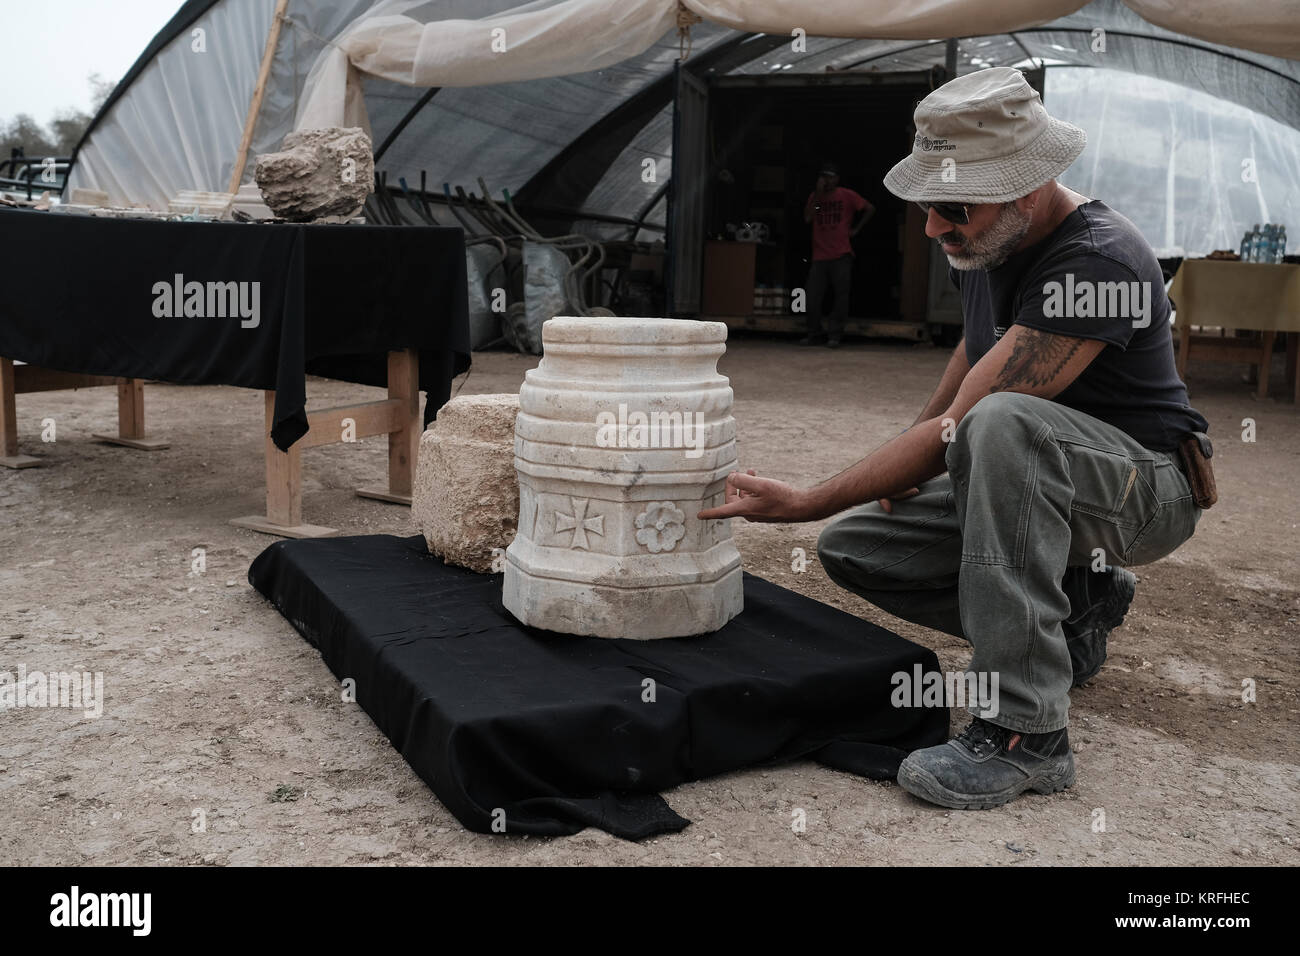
[{"xmin": 1169, "ymin": 259, "xmax": 1300, "ymax": 332}]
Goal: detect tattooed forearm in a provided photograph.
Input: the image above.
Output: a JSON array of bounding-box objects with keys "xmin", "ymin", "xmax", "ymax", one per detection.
[{"xmin": 990, "ymin": 328, "xmax": 1084, "ymax": 392}]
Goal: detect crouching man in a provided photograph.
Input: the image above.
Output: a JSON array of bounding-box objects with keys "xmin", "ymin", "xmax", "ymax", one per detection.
[{"xmin": 699, "ymin": 68, "xmax": 1212, "ymax": 810}]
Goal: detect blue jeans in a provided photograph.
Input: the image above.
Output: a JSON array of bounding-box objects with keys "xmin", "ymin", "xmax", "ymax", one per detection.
[{"xmin": 817, "ymin": 392, "xmax": 1201, "ymax": 733}]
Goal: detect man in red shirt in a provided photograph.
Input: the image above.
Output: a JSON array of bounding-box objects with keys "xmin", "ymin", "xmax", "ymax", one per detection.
[{"xmin": 801, "ymin": 162, "xmax": 874, "ymax": 348}]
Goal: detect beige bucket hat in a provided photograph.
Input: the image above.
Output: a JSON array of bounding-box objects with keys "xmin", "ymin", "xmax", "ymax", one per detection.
[{"xmin": 884, "ymin": 67, "xmax": 1086, "ymax": 204}]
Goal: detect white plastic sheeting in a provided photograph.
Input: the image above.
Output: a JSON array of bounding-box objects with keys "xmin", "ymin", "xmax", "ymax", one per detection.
[
  {"xmin": 294, "ymin": 0, "xmax": 1300, "ymax": 131},
  {"xmin": 296, "ymin": 0, "xmax": 680, "ymax": 130},
  {"xmin": 465, "ymin": 244, "xmax": 507, "ymax": 348},
  {"xmin": 1124, "ymin": 0, "xmax": 1300, "ymax": 60},
  {"xmin": 372, "ymin": 21, "xmax": 728, "ymax": 227},
  {"xmin": 247, "ymin": 1, "xmax": 379, "ymax": 173},
  {"xmin": 68, "ymin": 0, "xmax": 378, "ymax": 209},
  {"xmin": 1018, "ymin": 1, "xmax": 1300, "ymax": 132},
  {"xmin": 689, "ymin": 0, "xmax": 1085, "ymax": 39},
  {"xmin": 295, "ymin": 0, "xmax": 1081, "ymax": 129},
  {"xmin": 1049, "ymin": 68, "xmax": 1300, "ymax": 256},
  {"xmin": 70, "ymin": 0, "xmax": 272, "ymax": 208},
  {"xmin": 516, "ymin": 241, "xmax": 572, "ymax": 353},
  {"xmin": 569, "ymin": 26, "xmax": 1300, "ymax": 252},
  {"xmin": 66, "ymin": 0, "xmax": 1300, "ymax": 226}
]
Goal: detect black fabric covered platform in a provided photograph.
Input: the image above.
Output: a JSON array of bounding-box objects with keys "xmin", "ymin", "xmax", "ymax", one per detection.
[{"xmin": 249, "ymin": 534, "xmax": 948, "ymax": 840}]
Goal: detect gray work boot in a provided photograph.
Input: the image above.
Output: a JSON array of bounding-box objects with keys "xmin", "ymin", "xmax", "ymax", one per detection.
[
  {"xmin": 897, "ymin": 717, "xmax": 1076, "ymax": 810},
  {"xmin": 1063, "ymin": 566, "xmax": 1137, "ymax": 687}
]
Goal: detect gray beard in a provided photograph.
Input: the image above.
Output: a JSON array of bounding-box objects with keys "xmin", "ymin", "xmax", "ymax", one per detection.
[{"xmin": 943, "ymin": 203, "xmax": 1033, "ymax": 271}]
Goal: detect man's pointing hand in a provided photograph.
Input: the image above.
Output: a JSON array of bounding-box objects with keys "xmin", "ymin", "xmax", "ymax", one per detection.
[{"xmin": 697, "ymin": 469, "xmax": 810, "ymax": 523}]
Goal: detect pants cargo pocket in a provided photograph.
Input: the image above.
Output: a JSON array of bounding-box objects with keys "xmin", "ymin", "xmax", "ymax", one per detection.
[
  {"xmin": 1060, "ymin": 440, "xmax": 1160, "ymax": 568},
  {"xmin": 1124, "ymin": 455, "xmax": 1200, "ymax": 566}
]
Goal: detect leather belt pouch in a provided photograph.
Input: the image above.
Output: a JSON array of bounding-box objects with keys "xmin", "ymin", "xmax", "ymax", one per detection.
[{"xmin": 1178, "ymin": 432, "xmax": 1217, "ymax": 509}]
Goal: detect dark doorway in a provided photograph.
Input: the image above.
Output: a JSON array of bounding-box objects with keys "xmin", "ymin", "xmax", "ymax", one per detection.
[
  {"xmin": 709, "ymin": 78, "xmax": 929, "ymax": 321},
  {"xmin": 679, "ymin": 71, "xmax": 945, "ymax": 336}
]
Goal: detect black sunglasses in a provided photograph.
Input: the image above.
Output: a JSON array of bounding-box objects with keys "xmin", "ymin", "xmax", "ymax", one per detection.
[{"xmin": 915, "ymin": 201, "xmax": 970, "ymax": 225}]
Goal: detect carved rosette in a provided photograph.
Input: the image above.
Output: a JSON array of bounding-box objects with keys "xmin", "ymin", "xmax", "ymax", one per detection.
[{"xmin": 634, "ymin": 502, "xmax": 686, "ymax": 553}]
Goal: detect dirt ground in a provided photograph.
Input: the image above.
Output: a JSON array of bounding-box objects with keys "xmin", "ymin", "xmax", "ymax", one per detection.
[{"xmin": 1, "ymin": 336, "xmax": 1296, "ymax": 866}]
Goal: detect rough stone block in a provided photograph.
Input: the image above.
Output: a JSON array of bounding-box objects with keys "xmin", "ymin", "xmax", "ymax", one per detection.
[
  {"xmin": 413, "ymin": 393, "xmax": 520, "ymax": 573},
  {"xmin": 253, "ymin": 127, "xmax": 374, "ymax": 222}
]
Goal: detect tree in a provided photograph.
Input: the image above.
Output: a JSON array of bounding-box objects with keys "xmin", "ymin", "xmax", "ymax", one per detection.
[
  {"xmin": 49, "ymin": 109, "xmax": 92, "ymax": 155},
  {"xmin": 88, "ymin": 73, "xmax": 114, "ymax": 113},
  {"xmin": 1, "ymin": 114, "xmax": 58, "ymax": 160},
  {"xmin": 1, "ymin": 72, "xmax": 115, "ymax": 160}
]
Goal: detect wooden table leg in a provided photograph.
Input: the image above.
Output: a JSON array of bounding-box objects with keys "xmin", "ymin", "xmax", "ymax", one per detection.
[
  {"xmin": 230, "ymin": 390, "xmax": 337, "ymax": 538},
  {"xmin": 1255, "ymin": 330, "xmax": 1276, "ymax": 400},
  {"xmin": 93, "ymin": 378, "xmax": 170, "ymax": 450},
  {"xmin": 356, "ymin": 348, "xmax": 420, "ymax": 505},
  {"xmin": 0, "ymin": 357, "xmax": 40, "ymax": 469}
]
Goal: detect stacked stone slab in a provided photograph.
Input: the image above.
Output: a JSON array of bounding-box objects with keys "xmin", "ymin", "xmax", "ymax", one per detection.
[
  {"xmin": 413, "ymin": 394, "xmax": 520, "ymax": 574},
  {"xmin": 167, "ymin": 190, "xmax": 233, "ymax": 217},
  {"xmin": 503, "ymin": 316, "xmax": 743, "ymax": 639}
]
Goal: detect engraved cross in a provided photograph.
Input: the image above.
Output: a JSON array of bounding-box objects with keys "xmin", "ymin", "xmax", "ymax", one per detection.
[{"xmin": 554, "ymin": 497, "xmax": 604, "ymax": 550}]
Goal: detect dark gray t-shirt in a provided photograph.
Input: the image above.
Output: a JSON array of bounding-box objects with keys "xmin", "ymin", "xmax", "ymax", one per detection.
[{"xmin": 954, "ymin": 200, "xmax": 1207, "ymax": 451}]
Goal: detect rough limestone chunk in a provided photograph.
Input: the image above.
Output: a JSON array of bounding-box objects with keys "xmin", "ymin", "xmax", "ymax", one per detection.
[
  {"xmin": 503, "ymin": 316, "xmax": 743, "ymax": 639},
  {"xmin": 253, "ymin": 127, "xmax": 374, "ymax": 222},
  {"xmin": 413, "ymin": 394, "xmax": 520, "ymax": 574}
]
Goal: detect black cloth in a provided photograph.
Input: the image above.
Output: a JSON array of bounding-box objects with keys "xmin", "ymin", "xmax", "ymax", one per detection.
[
  {"xmin": 954, "ymin": 200, "xmax": 1208, "ymax": 451},
  {"xmin": 0, "ymin": 207, "xmax": 470, "ymax": 449},
  {"xmin": 248, "ymin": 534, "xmax": 949, "ymax": 840}
]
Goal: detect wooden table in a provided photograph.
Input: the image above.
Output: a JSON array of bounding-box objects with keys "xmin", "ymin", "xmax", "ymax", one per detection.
[
  {"xmin": 0, "ymin": 209, "xmax": 469, "ymax": 538},
  {"xmin": 0, "ymin": 361, "xmax": 168, "ymax": 469},
  {"xmin": 2, "ymin": 350, "xmax": 422, "ymax": 538},
  {"xmin": 1169, "ymin": 259, "xmax": 1300, "ymax": 401},
  {"xmin": 231, "ymin": 349, "xmax": 421, "ymax": 538}
]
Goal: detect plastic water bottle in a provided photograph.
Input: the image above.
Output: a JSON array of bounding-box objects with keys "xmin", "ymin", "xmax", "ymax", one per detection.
[
  {"xmin": 1277, "ymin": 226, "xmax": 1288, "ymax": 262},
  {"xmin": 1239, "ymin": 230, "xmax": 1252, "ymax": 259},
  {"xmin": 1248, "ymin": 223, "xmax": 1261, "ymax": 262}
]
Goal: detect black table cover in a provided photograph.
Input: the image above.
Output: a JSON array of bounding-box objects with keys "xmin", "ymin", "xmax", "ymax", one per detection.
[
  {"xmin": 249, "ymin": 534, "xmax": 950, "ymax": 840},
  {"xmin": 0, "ymin": 207, "xmax": 470, "ymax": 449}
]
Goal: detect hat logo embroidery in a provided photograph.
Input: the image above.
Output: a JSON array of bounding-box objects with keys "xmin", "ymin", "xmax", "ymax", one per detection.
[{"xmin": 914, "ymin": 134, "xmax": 957, "ymax": 152}]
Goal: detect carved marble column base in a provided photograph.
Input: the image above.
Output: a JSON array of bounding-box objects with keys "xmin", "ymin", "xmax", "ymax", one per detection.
[{"xmin": 502, "ymin": 316, "xmax": 743, "ymax": 639}]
